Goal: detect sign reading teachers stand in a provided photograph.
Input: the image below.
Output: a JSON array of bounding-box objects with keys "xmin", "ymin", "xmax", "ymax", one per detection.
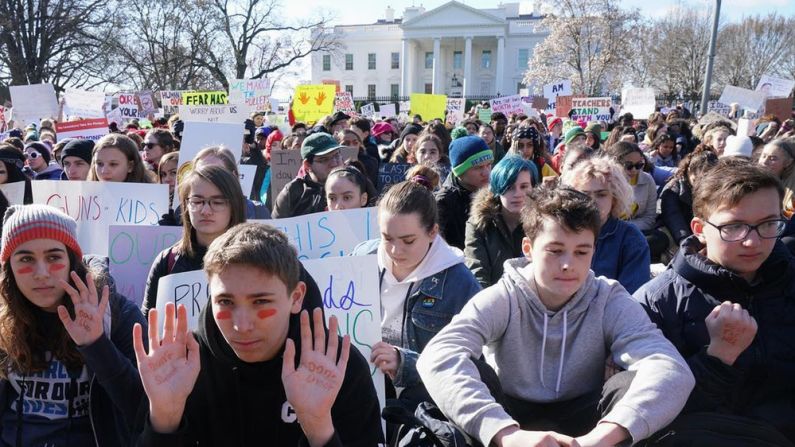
[{"xmin": 32, "ymin": 181, "xmax": 169, "ymax": 256}]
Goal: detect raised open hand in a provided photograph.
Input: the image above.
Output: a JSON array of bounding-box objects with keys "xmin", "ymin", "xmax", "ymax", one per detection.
[
  {"xmin": 315, "ymin": 91, "xmax": 327, "ymax": 106},
  {"xmin": 133, "ymin": 303, "xmax": 200, "ymax": 433},
  {"xmin": 282, "ymin": 308, "xmax": 350, "ymax": 445},
  {"xmin": 57, "ymin": 271, "xmax": 109, "ymax": 347},
  {"xmin": 298, "ymin": 92, "xmax": 310, "ymax": 105}
]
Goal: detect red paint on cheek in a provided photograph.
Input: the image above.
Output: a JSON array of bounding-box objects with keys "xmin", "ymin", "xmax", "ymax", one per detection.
[
  {"xmin": 17, "ymin": 266, "xmax": 33, "ymax": 274},
  {"xmin": 49, "ymin": 263, "xmax": 66, "ymax": 273},
  {"xmin": 257, "ymin": 309, "xmax": 277, "ymax": 320},
  {"xmin": 215, "ymin": 310, "xmax": 232, "ymax": 320}
]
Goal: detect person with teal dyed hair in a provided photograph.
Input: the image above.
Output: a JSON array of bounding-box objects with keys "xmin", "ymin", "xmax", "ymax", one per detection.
[{"xmin": 465, "ymin": 155, "xmax": 537, "ymax": 288}]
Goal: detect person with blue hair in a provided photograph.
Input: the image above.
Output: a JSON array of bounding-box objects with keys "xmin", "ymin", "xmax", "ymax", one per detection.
[{"xmin": 465, "ymin": 155, "xmax": 538, "ymax": 288}]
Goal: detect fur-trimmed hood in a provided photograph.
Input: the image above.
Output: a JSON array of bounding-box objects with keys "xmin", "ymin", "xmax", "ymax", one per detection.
[{"xmin": 469, "ymin": 187, "xmax": 502, "ymax": 231}]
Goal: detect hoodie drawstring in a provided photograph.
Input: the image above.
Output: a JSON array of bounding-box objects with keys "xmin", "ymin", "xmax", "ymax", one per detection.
[
  {"xmin": 15, "ymin": 376, "xmax": 25, "ymax": 447},
  {"xmin": 539, "ymin": 310, "xmax": 569, "ymax": 395}
]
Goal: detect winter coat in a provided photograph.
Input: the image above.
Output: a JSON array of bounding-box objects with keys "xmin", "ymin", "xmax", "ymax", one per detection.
[
  {"xmin": 33, "ymin": 164, "xmax": 63, "ymax": 181},
  {"xmin": 435, "ymin": 174, "xmax": 476, "ymax": 250},
  {"xmin": 627, "ymin": 171, "xmax": 658, "ymax": 231},
  {"xmin": 272, "ymin": 174, "xmax": 326, "ymax": 219},
  {"xmin": 592, "ymin": 217, "xmax": 651, "ymax": 294},
  {"xmin": 660, "ymin": 178, "xmax": 694, "ymax": 244}
]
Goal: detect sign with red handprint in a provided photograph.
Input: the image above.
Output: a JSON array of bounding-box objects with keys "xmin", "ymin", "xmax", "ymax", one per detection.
[{"xmin": 291, "ymin": 85, "xmax": 336, "ymax": 124}]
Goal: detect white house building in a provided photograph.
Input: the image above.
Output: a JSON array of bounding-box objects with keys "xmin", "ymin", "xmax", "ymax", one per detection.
[{"xmin": 310, "ymin": 1, "xmax": 548, "ymax": 98}]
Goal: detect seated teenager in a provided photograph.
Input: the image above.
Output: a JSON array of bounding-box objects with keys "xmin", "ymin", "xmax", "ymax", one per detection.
[
  {"xmin": 193, "ymin": 146, "xmax": 271, "ymax": 220},
  {"xmin": 132, "ymin": 223, "xmax": 383, "ymax": 446},
  {"xmin": 561, "ymin": 156, "xmax": 651, "ymax": 293},
  {"xmin": 324, "ymin": 163, "xmax": 375, "ymax": 211},
  {"xmin": 465, "ymin": 155, "xmax": 537, "ymax": 288},
  {"xmin": 60, "ymin": 139, "xmax": 94, "ymax": 181},
  {"xmin": 0, "ymin": 205, "xmax": 146, "ymax": 445},
  {"xmin": 634, "ymin": 159, "xmax": 795, "ymax": 443},
  {"xmin": 417, "ymin": 187, "xmax": 694, "ymax": 447}
]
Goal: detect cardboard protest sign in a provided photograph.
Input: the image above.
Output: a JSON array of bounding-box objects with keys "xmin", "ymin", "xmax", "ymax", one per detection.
[
  {"xmin": 9, "ymin": 83, "xmax": 59, "ymax": 126},
  {"xmin": 764, "ymin": 97, "xmax": 794, "ymax": 122},
  {"xmin": 0, "ymin": 181, "xmax": 25, "ymax": 205},
  {"xmin": 334, "ymin": 92, "xmax": 356, "ymax": 115},
  {"xmin": 228, "ymin": 79, "xmax": 271, "ymax": 111},
  {"xmin": 490, "ymin": 95, "xmax": 524, "ymax": 116},
  {"xmin": 63, "ymin": 90, "xmax": 107, "ymax": 119},
  {"xmin": 32, "ymin": 181, "xmax": 169, "ymax": 256},
  {"xmin": 269, "ymin": 149, "xmax": 303, "ymax": 201},
  {"xmin": 182, "ymin": 91, "xmax": 228, "ymax": 106},
  {"xmin": 321, "ymin": 79, "xmax": 341, "ymax": 92},
  {"xmin": 719, "ymin": 85, "xmax": 766, "ymax": 113},
  {"xmin": 105, "ymin": 108, "xmax": 123, "ymax": 127},
  {"xmin": 116, "ymin": 93, "xmax": 140, "ymax": 120},
  {"xmin": 155, "ymin": 270, "xmax": 208, "ymax": 332},
  {"xmin": 109, "ymin": 225, "xmax": 183, "ymax": 306},
  {"xmin": 55, "ymin": 118, "xmax": 108, "ymax": 142},
  {"xmin": 477, "ymin": 108, "xmax": 492, "ymax": 122},
  {"xmin": 529, "ymin": 96, "xmax": 549, "ymax": 110},
  {"xmin": 303, "ymin": 255, "xmax": 385, "ymax": 413},
  {"xmin": 756, "ymin": 75, "xmax": 795, "ymax": 98},
  {"xmin": 569, "ymin": 97, "xmax": 611, "ymax": 122},
  {"xmin": 252, "ymin": 207, "xmax": 378, "ymax": 260},
  {"xmin": 445, "ymin": 98, "xmax": 465, "ymax": 126},
  {"xmin": 555, "ymin": 95, "xmax": 573, "ymax": 117},
  {"xmin": 410, "ymin": 94, "xmax": 447, "ymax": 121},
  {"xmin": 621, "ymin": 88, "xmax": 656, "ymax": 118},
  {"xmin": 378, "ymin": 163, "xmax": 412, "ymax": 193},
  {"xmin": 178, "ymin": 104, "xmax": 246, "ymax": 123},
  {"xmin": 292, "ymin": 85, "xmax": 336, "ymax": 124},
  {"xmin": 238, "ymin": 164, "xmax": 257, "ymax": 197},
  {"xmin": 379, "ymin": 103, "xmax": 396, "ymax": 119},
  {"xmin": 160, "ymin": 91, "xmax": 189, "ymax": 115},
  {"xmin": 360, "ymin": 103, "xmax": 375, "ymax": 118}
]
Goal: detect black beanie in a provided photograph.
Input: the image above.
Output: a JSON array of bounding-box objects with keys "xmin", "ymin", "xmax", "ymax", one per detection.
[
  {"xmin": 25, "ymin": 142, "xmax": 51, "ymax": 165},
  {"xmin": 60, "ymin": 139, "xmax": 95, "ymax": 164}
]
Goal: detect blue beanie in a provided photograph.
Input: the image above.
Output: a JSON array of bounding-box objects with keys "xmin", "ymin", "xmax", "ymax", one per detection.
[{"xmin": 450, "ymin": 136, "xmax": 494, "ymax": 177}]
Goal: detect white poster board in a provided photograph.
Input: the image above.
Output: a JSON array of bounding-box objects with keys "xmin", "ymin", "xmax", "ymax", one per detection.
[
  {"xmin": 756, "ymin": 75, "xmax": 795, "ymax": 98},
  {"xmin": 238, "ymin": 164, "xmax": 257, "ymax": 197},
  {"xmin": 719, "ymin": 85, "xmax": 766, "ymax": 113},
  {"xmin": 31, "ymin": 181, "xmax": 169, "ymax": 256},
  {"xmin": 621, "ymin": 88, "xmax": 656, "ymax": 118},
  {"xmin": 489, "ymin": 95, "xmax": 524, "ymax": 115},
  {"xmin": 445, "ymin": 98, "xmax": 465, "ymax": 126},
  {"xmin": 379, "ymin": 103, "xmax": 396, "ymax": 119},
  {"xmin": 155, "ymin": 270, "xmax": 208, "ymax": 331},
  {"xmin": 178, "ymin": 121, "xmax": 245, "ymax": 169},
  {"xmin": 178, "ymin": 104, "xmax": 247, "ymax": 124},
  {"xmin": 63, "ymin": 90, "xmax": 108, "ymax": 119},
  {"xmin": 9, "ymin": 83, "xmax": 59, "ymax": 126},
  {"xmin": 0, "ymin": 181, "xmax": 26, "ymax": 205},
  {"xmin": 543, "ymin": 80, "xmax": 573, "ymax": 114},
  {"xmin": 228, "ymin": 79, "xmax": 271, "ymax": 112}
]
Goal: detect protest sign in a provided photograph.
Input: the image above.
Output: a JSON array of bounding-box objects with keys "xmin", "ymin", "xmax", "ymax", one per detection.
[
  {"xmin": 321, "ymin": 79, "xmax": 341, "ymax": 92},
  {"xmin": 379, "ymin": 103, "xmax": 396, "ymax": 119},
  {"xmin": 555, "ymin": 95, "xmax": 573, "ymax": 117},
  {"xmin": 116, "ymin": 93, "xmax": 140, "ymax": 119},
  {"xmin": 228, "ymin": 79, "xmax": 271, "ymax": 112},
  {"xmin": 0, "ymin": 181, "xmax": 26, "ymax": 205},
  {"xmin": 398, "ymin": 101, "xmax": 411, "ymax": 113},
  {"xmin": 543, "ymin": 80, "xmax": 572, "ymax": 113},
  {"xmin": 32, "ymin": 181, "xmax": 169, "ymax": 256},
  {"xmin": 445, "ymin": 98, "xmax": 465, "ymax": 126},
  {"xmin": 529, "ymin": 96, "xmax": 548, "ymax": 110},
  {"xmin": 360, "ymin": 103, "xmax": 375, "ymax": 118},
  {"xmin": 378, "ymin": 163, "xmax": 412, "ymax": 193},
  {"xmin": 719, "ymin": 85, "xmax": 766, "ymax": 113},
  {"xmin": 137, "ymin": 91, "xmax": 158, "ymax": 115},
  {"xmin": 756, "ymin": 75, "xmax": 795, "ymax": 98},
  {"xmin": 269, "ymin": 149, "xmax": 302, "ymax": 200},
  {"xmin": 334, "ymin": 92, "xmax": 355, "ymax": 115},
  {"xmin": 569, "ymin": 97, "xmax": 611, "ymax": 122},
  {"xmin": 292, "ymin": 85, "xmax": 336, "ymax": 124},
  {"xmin": 109, "ymin": 225, "xmax": 183, "ymax": 306},
  {"xmin": 303, "ymin": 255, "xmax": 385, "ymax": 413},
  {"xmin": 9, "ymin": 83, "xmax": 59, "ymax": 126},
  {"xmin": 178, "ymin": 121, "xmax": 245, "ymax": 171},
  {"xmin": 410, "ymin": 94, "xmax": 447, "ymax": 121},
  {"xmin": 178, "ymin": 104, "xmax": 246, "ymax": 123},
  {"xmin": 160, "ymin": 90, "xmax": 189, "ymax": 115},
  {"xmin": 63, "ymin": 90, "xmax": 107, "ymax": 119},
  {"xmin": 238, "ymin": 164, "xmax": 257, "ymax": 197},
  {"xmin": 621, "ymin": 88, "xmax": 656, "ymax": 118},
  {"xmin": 764, "ymin": 97, "xmax": 794, "ymax": 122},
  {"xmin": 737, "ymin": 118, "xmax": 753, "ymax": 137},
  {"xmin": 477, "ymin": 108, "xmax": 492, "ymax": 122},
  {"xmin": 182, "ymin": 91, "xmax": 228, "ymax": 106},
  {"xmin": 55, "ymin": 118, "xmax": 108, "ymax": 142},
  {"xmin": 155, "ymin": 270, "xmax": 208, "ymax": 332},
  {"xmin": 105, "ymin": 108, "xmax": 123, "ymax": 126},
  {"xmin": 253, "ymin": 207, "xmax": 378, "ymax": 260},
  {"xmin": 490, "ymin": 95, "xmax": 524, "ymax": 116},
  {"xmin": 707, "ymin": 101, "xmax": 731, "ymax": 116}
]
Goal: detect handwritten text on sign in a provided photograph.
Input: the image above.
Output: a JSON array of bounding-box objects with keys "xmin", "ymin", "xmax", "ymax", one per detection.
[
  {"xmin": 32, "ymin": 181, "xmax": 169, "ymax": 256},
  {"xmin": 252, "ymin": 207, "xmax": 378, "ymax": 260},
  {"xmin": 109, "ymin": 225, "xmax": 183, "ymax": 306},
  {"xmin": 570, "ymin": 97, "xmax": 611, "ymax": 122}
]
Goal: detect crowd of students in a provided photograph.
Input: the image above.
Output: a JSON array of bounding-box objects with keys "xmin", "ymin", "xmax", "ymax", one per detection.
[{"xmin": 0, "ymin": 99, "xmax": 794, "ymax": 446}]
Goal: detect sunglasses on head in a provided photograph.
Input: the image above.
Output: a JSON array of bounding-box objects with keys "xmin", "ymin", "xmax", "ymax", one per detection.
[{"xmin": 623, "ymin": 161, "xmax": 645, "ymax": 171}]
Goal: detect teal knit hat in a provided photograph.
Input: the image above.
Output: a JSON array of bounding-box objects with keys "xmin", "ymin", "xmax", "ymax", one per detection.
[
  {"xmin": 450, "ymin": 126, "xmax": 468, "ymax": 140},
  {"xmin": 564, "ymin": 126, "xmax": 585, "ymax": 145}
]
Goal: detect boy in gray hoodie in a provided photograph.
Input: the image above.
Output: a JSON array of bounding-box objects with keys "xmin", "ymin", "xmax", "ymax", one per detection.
[{"xmin": 417, "ymin": 187, "xmax": 694, "ymax": 447}]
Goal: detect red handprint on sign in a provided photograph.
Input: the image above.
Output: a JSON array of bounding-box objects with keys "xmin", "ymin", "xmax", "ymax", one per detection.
[
  {"xmin": 298, "ymin": 92, "xmax": 310, "ymax": 105},
  {"xmin": 315, "ymin": 91, "xmax": 327, "ymax": 106}
]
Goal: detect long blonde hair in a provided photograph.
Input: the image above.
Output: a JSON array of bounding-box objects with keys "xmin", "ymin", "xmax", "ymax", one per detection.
[{"xmin": 560, "ymin": 155, "xmax": 633, "ymax": 218}]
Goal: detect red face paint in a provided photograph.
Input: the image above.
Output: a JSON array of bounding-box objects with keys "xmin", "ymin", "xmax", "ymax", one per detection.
[
  {"xmin": 17, "ymin": 266, "xmax": 33, "ymax": 274},
  {"xmin": 215, "ymin": 310, "xmax": 232, "ymax": 320},
  {"xmin": 257, "ymin": 309, "xmax": 277, "ymax": 320},
  {"xmin": 49, "ymin": 263, "xmax": 66, "ymax": 272}
]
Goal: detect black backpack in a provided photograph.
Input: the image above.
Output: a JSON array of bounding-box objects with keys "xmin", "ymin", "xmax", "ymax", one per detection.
[
  {"xmin": 642, "ymin": 413, "xmax": 795, "ymax": 447},
  {"xmin": 382, "ymin": 402, "xmax": 480, "ymax": 447}
]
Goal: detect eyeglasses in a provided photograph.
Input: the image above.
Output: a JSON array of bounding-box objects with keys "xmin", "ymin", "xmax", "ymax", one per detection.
[
  {"xmin": 704, "ymin": 219, "xmax": 787, "ymax": 242},
  {"xmin": 313, "ymin": 151, "xmax": 342, "ymax": 165},
  {"xmin": 187, "ymin": 197, "xmax": 230, "ymax": 212},
  {"xmin": 623, "ymin": 161, "xmax": 645, "ymax": 171},
  {"xmin": 26, "ymin": 151, "xmax": 41, "ymax": 160}
]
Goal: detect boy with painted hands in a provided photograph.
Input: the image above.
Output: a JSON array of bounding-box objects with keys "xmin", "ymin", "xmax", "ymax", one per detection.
[
  {"xmin": 132, "ymin": 223, "xmax": 383, "ymax": 447},
  {"xmin": 417, "ymin": 187, "xmax": 694, "ymax": 447},
  {"xmin": 634, "ymin": 159, "xmax": 795, "ymax": 442}
]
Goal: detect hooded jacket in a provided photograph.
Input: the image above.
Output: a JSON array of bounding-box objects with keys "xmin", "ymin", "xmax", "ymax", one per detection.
[
  {"xmin": 135, "ymin": 277, "xmax": 383, "ymax": 447},
  {"xmin": 627, "ymin": 170, "xmax": 658, "ymax": 231},
  {"xmin": 417, "ymin": 258, "xmax": 694, "ymax": 446},
  {"xmin": 33, "ymin": 164, "xmax": 64, "ymax": 181},
  {"xmin": 272, "ymin": 174, "xmax": 326, "ymax": 219},
  {"xmin": 464, "ymin": 191, "xmax": 523, "ymax": 288},
  {"xmin": 592, "ymin": 217, "xmax": 651, "ymax": 294},
  {"xmin": 435, "ymin": 174, "xmax": 476, "ymax": 250},
  {"xmin": 634, "ymin": 237, "xmax": 795, "ymax": 441},
  {"xmin": 660, "ymin": 178, "xmax": 694, "ymax": 244}
]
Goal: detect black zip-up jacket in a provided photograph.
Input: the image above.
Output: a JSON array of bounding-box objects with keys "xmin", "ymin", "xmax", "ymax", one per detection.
[
  {"xmin": 434, "ymin": 174, "xmax": 475, "ymax": 250},
  {"xmin": 634, "ymin": 236, "xmax": 795, "ymax": 441},
  {"xmin": 135, "ymin": 285, "xmax": 383, "ymax": 447},
  {"xmin": 272, "ymin": 174, "xmax": 326, "ymax": 219}
]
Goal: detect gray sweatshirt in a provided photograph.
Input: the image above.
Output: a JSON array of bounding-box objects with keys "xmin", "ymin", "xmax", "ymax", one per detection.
[{"xmin": 416, "ymin": 258, "xmax": 694, "ymax": 446}]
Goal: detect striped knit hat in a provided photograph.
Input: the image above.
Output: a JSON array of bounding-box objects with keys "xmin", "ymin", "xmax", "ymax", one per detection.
[{"xmin": 1, "ymin": 205, "xmax": 82, "ymax": 262}]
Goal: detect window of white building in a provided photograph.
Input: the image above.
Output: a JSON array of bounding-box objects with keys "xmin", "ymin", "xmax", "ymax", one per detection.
[
  {"xmin": 391, "ymin": 84, "xmax": 399, "ymax": 98},
  {"xmin": 391, "ymin": 52, "xmax": 400, "ymax": 69},
  {"xmin": 453, "ymin": 51, "xmax": 462, "ymax": 69},
  {"xmin": 481, "ymin": 50, "xmax": 491, "ymax": 69},
  {"xmin": 425, "ymin": 52, "xmax": 433, "ymax": 69},
  {"xmin": 345, "ymin": 54, "xmax": 354, "ymax": 70},
  {"xmin": 368, "ymin": 53, "xmax": 376, "ymax": 70},
  {"xmin": 518, "ymin": 49, "xmax": 529, "ymax": 69},
  {"xmin": 322, "ymin": 55, "xmax": 331, "ymax": 71},
  {"xmin": 368, "ymin": 84, "xmax": 376, "ymax": 98}
]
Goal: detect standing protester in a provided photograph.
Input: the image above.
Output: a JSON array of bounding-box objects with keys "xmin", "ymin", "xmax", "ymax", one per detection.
[
  {"xmin": 142, "ymin": 129, "xmax": 176, "ymax": 173},
  {"xmin": 88, "ymin": 134, "xmax": 154, "ymax": 183},
  {"xmin": 59, "ymin": 140, "xmax": 94, "ymax": 181}
]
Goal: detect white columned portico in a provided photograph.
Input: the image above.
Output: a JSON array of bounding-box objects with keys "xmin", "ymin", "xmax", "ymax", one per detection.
[
  {"xmin": 463, "ymin": 36, "xmax": 473, "ymax": 97},
  {"xmin": 432, "ymin": 37, "xmax": 441, "ymax": 94},
  {"xmin": 400, "ymin": 38, "xmax": 410, "ymax": 96},
  {"xmin": 495, "ymin": 35, "xmax": 505, "ymax": 95}
]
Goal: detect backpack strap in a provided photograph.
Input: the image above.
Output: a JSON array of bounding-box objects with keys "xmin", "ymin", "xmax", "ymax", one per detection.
[{"xmin": 166, "ymin": 248, "xmax": 177, "ymax": 275}]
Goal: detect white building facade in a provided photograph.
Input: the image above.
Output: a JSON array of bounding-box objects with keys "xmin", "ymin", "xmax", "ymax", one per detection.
[{"xmin": 311, "ymin": 1, "xmax": 548, "ymax": 98}]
